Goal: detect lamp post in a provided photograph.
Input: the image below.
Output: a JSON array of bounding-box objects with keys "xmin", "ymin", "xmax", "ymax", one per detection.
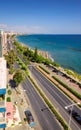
[{"xmin": 65, "ymin": 102, "xmax": 80, "ymax": 130}]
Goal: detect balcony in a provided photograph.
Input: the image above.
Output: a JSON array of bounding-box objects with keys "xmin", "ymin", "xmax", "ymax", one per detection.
[
  {"xmin": 0, "ymin": 101, "xmax": 5, "ymax": 108},
  {"xmin": 0, "ymin": 95, "xmax": 5, "ymax": 108}
]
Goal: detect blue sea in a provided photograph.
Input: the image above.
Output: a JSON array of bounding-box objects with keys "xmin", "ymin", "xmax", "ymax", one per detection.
[{"xmin": 17, "ymin": 34, "xmax": 81, "ymax": 74}]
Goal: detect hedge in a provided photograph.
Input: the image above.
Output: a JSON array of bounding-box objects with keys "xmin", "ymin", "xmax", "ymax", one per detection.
[
  {"xmin": 52, "ymin": 75, "xmax": 81, "ymax": 100},
  {"xmin": 39, "ymin": 65, "xmax": 50, "ymax": 74}
]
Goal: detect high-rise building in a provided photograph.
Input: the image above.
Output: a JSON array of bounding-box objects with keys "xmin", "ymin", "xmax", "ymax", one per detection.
[
  {"xmin": 0, "ymin": 30, "xmax": 2, "ymax": 57},
  {"xmin": 0, "ymin": 30, "xmax": 7, "ymax": 56},
  {"xmin": 0, "ymin": 30, "xmax": 6, "ymax": 129}
]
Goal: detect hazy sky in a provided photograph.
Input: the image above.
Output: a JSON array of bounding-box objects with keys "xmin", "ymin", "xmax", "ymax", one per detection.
[{"xmin": 0, "ymin": 0, "xmax": 81, "ymax": 34}]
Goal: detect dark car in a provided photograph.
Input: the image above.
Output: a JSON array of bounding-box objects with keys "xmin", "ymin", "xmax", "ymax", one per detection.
[
  {"xmin": 68, "ymin": 109, "xmax": 81, "ymax": 125},
  {"xmin": 25, "ymin": 110, "xmax": 34, "ymax": 124},
  {"xmin": 68, "ymin": 110, "xmax": 79, "ymax": 117},
  {"xmin": 75, "ymin": 115, "xmax": 81, "ymax": 125}
]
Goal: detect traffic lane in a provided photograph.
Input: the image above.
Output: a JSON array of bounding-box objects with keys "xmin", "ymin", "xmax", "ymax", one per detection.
[
  {"xmin": 28, "ymin": 66, "xmax": 81, "ymax": 129},
  {"xmin": 29, "ymin": 66, "xmax": 71, "ymax": 107},
  {"xmin": 22, "ymin": 77, "xmax": 62, "ymax": 130},
  {"xmin": 30, "ymin": 66, "xmax": 81, "ymax": 115},
  {"xmin": 22, "ymin": 78, "xmax": 62, "ymax": 130},
  {"xmin": 30, "ymin": 70, "xmax": 81, "ymax": 130}
]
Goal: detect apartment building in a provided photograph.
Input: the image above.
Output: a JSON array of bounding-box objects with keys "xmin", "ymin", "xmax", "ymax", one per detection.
[
  {"xmin": 0, "ymin": 30, "xmax": 6, "ymax": 129},
  {"xmin": 0, "ymin": 30, "xmax": 7, "ymax": 56}
]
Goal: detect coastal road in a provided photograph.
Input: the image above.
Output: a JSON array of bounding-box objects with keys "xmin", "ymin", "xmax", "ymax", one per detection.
[
  {"xmin": 22, "ymin": 76, "xmax": 62, "ymax": 130},
  {"xmin": 28, "ymin": 65, "xmax": 81, "ymax": 130}
]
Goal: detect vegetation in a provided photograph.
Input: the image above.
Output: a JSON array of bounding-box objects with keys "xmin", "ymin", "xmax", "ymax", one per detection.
[
  {"xmin": 0, "ymin": 95, "xmax": 5, "ymax": 100},
  {"xmin": 5, "ymin": 50, "xmax": 17, "ymax": 66},
  {"xmin": 7, "ymin": 89, "xmax": 12, "ymax": 95},
  {"xmin": 52, "ymin": 75, "xmax": 81, "ymax": 100},
  {"xmin": 39, "ymin": 65, "xmax": 50, "ymax": 74},
  {"xmin": 7, "ymin": 34, "xmax": 10, "ymax": 39},
  {"xmin": 4, "ymin": 50, "xmax": 17, "ymax": 74},
  {"xmin": 28, "ymin": 75, "xmax": 69, "ymax": 130},
  {"xmin": 65, "ymin": 69, "xmax": 81, "ymax": 81},
  {"xmin": 24, "ymin": 118, "xmax": 27, "ymax": 122},
  {"xmin": 14, "ymin": 41, "xmax": 50, "ymax": 63},
  {"xmin": 14, "ymin": 40, "xmax": 81, "ymax": 83},
  {"xmin": 52, "ymin": 61, "xmax": 60, "ymax": 67},
  {"xmin": 17, "ymin": 57, "xmax": 29, "ymax": 75},
  {"xmin": 7, "ymin": 97, "xmax": 11, "ymax": 102},
  {"xmin": 13, "ymin": 69, "xmax": 25, "ymax": 87}
]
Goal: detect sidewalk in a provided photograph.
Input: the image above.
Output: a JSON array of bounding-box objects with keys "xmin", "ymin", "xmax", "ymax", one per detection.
[{"xmin": 6, "ymin": 71, "xmax": 34, "ymax": 130}]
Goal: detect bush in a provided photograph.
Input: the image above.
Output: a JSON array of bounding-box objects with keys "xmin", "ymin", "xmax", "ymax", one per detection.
[
  {"xmin": 7, "ymin": 84, "xmax": 8, "ymax": 89},
  {"xmin": 7, "ymin": 97, "xmax": 11, "ymax": 102},
  {"xmin": 7, "ymin": 89, "xmax": 12, "ymax": 95},
  {"xmin": 52, "ymin": 75, "xmax": 81, "ymax": 100},
  {"xmin": 39, "ymin": 65, "xmax": 50, "ymax": 74}
]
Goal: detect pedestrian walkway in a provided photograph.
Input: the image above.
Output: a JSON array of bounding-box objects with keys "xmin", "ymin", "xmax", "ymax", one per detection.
[{"xmin": 6, "ymin": 70, "xmax": 34, "ymax": 130}]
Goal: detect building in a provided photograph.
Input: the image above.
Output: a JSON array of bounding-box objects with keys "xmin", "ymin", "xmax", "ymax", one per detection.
[
  {"xmin": 0, "ymin": 30, "xmax": 7, "ymax": 56},
  {"xmin": 0, "ymin": 31, "xmax": 2, "ymax": 57},
  {"xmin": 0, "ymin": 30, "xmax": 6, "ymax": 129}
]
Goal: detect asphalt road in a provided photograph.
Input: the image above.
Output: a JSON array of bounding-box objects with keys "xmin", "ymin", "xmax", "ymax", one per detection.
[
  {"xmin": 28, "ymin": 66, "xmax": 81, "ymax": 130},
  {"xmin": 22, "ymin": 76, "xmax": 62, "ymax": 130},
  {"xmin": 9, "ymin": 39, "xmax": 81, "ymax": 130}
]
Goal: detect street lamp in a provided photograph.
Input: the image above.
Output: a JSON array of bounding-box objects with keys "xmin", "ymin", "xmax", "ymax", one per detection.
[{"xmin": 65, "ymin": 102, "xmax": 80, "ymax": 130}]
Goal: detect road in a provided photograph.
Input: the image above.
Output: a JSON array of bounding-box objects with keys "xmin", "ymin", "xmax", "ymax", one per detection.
[
  {"xmin": 28, "ymin": 66, "xmax": 81, "ymax": 130},
  {"xmin": 22, "ymin": 76, "xmax": 62, "ymax": 130},
  {"xmin": 9, "ymin": 39, "xmax": 81, "ymax": 129}
]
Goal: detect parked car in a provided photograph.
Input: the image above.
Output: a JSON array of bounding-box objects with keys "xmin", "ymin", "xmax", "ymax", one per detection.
[
  {"xmin": 75, "ymin": 115, "xmax": 81, "ymax": 125},
  {"xmin": 25, "ymin": 110, "xmax": 34, "ymax": 124},
  {"xmin": 68, "ymin": 110, "xmax": 79, "ymax": 117},
  {"xmin": 68, "ymin": 109, "xmax": 81, "ymax": 125}
]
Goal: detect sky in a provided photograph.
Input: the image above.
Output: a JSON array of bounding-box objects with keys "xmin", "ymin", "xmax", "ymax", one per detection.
[{"xmin": 0, "ymin": 0, "xmax": 81, "ymax": 34}]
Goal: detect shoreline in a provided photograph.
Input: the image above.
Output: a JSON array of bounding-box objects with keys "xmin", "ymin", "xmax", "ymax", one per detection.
[
  {"xmin": 16, "ymin": 37, "xmax": 53, "ymax": 60},
  {"xmin": 15, "ymin": 37, "xmax": 81, "ymax": 83}
]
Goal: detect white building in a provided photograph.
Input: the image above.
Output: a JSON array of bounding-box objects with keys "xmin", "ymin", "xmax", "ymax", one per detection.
[{"xmin": 0, "ymin": 30, "xmax": 6, "ymax": 129}]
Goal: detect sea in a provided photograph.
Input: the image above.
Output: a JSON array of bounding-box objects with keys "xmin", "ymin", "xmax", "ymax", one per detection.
[{"xmin": 17, "ymin": 34, "xmax": 81, "ymax": 74}]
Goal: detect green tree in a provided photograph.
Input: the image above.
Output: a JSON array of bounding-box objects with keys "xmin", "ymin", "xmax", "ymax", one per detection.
[
  {"xmin": 5, "ymin": 50, "xmax": 17, "ymax": 67},
  {"xmin": 13, "ymin": 69, "xmax": 25, "ymax": 87},
  {"xmin": 32, "ymin": 47, "xmax": 38, "ymax": 62}
]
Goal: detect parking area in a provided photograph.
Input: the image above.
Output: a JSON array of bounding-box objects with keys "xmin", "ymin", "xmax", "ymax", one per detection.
[{"xmin": 44, "ymin": 64, "xmax": 81, "ymax": 95}]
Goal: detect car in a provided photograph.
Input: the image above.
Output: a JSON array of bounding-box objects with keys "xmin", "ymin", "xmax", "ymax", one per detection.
[
  {"xmin": 68, "ymin": 109, "xmax": 81, "ymax": 125},
  {"xmin": 25, "ymin": 110, "xmax": 34, "ymax": 124},
  {"xmin": 68, "ymin": 110, "xmax": 79, "ymax": 117},
  {"xmin": 75, "ymin": 115, "xmax": 81, "ymax": 125}
]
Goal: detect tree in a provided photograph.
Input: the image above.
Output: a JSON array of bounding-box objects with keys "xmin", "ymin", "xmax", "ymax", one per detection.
[
  {"xmin": 13, "ymin": 69, "xmax": 25, "ymax": 87},
  {"xmin": 5, "ymin": 50, "xmax": 17, "ymax": 67},
  {"xmin": 32, "ymin": 47, "xmax": 38, "ymax": 62}
]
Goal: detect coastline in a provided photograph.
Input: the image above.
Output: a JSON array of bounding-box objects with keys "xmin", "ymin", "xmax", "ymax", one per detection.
[
  {"xmin": 15, "ymin": 36, "xmax": 81, "ymax": 83},
  {"xmin": 16, "ymin": 37, "xmax": 53, "ymax": 60}
]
